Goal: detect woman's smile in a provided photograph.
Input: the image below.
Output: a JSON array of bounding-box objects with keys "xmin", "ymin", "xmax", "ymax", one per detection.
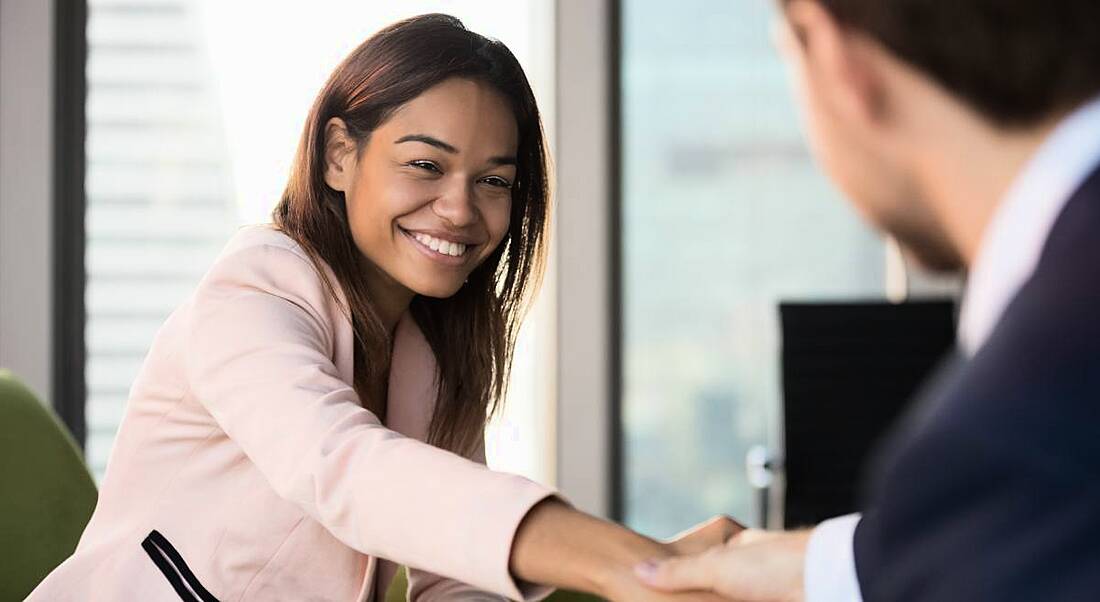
[{"xmin": 399, "ymin": 226, "xmax": 480, "ymax": 266}]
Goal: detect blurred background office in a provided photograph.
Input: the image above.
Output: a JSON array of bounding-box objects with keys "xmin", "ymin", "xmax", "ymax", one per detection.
[{"xmin": 0, "ymin": 0, "xmax": 959, "ymax": 558}]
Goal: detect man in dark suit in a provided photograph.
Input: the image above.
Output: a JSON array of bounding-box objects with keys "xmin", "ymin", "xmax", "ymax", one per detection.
[{"xmin": 632, "ymin": 1, "xmax": 1100, "ymax": 600}]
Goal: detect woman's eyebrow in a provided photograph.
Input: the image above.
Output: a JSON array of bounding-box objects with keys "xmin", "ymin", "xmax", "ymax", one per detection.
[
  {"xmin": 395, "ymin": 134, "xmax": 459, "ymax": 153},
  {"xmin": 488, "ymin": 156, "xmax": 517, "ymax": 167},
  {"xmin": 396, "ymin": 134, "xmax": 516, "ymax": 166}
]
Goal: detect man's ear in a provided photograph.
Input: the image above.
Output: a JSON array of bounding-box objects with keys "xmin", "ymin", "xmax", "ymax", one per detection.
[
  {"xmin": 784, "ymin": 0, "xmax": 886, "ymax": 128},
  {"xmin": 323, "ymin": 117, "xmax": 357, "ymax": 192}
]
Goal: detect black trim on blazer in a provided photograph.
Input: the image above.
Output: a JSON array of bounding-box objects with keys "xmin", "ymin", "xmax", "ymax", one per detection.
[{"xmin": 141, "ymin": 531, "xmax": 220, "ymax": 602}]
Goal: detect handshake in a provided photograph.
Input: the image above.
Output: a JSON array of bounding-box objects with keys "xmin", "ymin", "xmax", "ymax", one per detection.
[{"xmin": 510, "ymin": 500, "xmax": 812, "ymax": 602}]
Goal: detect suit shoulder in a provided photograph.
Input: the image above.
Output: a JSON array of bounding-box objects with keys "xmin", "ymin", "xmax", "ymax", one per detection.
[
  {"xmin": 209, "ymin": 225, "xmax": 337, "ymax": 284},
  {"xmin": 219, "ymin": 224, "xmax": 314, "ymax": 263},
  {"xmin": 198, "ymin": 225, "xmax": 346, "ymax": 320}
]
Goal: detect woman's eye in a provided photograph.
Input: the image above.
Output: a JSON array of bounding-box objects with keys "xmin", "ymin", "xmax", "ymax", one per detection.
[
  {"xmin": 481, "ymin": 176, "xmax": 512, "ymax": 188},
  {"xmin": 409, "ymin": 160, "xmax": 441, "ymax": 173}
]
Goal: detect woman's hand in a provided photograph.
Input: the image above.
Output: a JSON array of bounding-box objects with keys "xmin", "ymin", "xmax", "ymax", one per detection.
[
  {"xmin": 509, "ymin": 499, "xmax": 741, "ymax": 600},
  {"xmin": 664, "ymin": 514, "xmax": 744, "ymax": 555}
]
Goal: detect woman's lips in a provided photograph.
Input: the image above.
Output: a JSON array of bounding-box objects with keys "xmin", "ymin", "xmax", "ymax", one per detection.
[
  {"xmin": 409, "ymin": 231, "xmax": 469, "ymax": 257},
  {"xmin": 400, "ymin": 227, "xmax": 478, "ymax": 266}
]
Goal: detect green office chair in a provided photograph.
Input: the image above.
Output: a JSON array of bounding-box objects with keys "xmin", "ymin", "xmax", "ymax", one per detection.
[
  {"xmin": 0, "ymin": 370, "xmax": 98, "ymax": 601},
  {"xmin": 384, "ymin": 565, "xmax": 602, "ymax": 601}
]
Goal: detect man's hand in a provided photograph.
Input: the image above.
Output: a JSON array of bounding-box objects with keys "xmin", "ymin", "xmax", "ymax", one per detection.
[
  {"xmin": 598, "ymin": 515, "xmax": 744, "ymax": 602},
  {"xmin": 634, "ymin": 528, "xmax": 812, "ymax": 602}
]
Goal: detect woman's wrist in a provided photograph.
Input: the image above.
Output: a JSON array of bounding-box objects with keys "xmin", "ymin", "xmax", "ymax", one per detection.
[
  {"xmin": 509, "ymin": 499, "xmax": 672, "ymax": 597},
  {"xmin": 590, "ymin": 526, "xmax": 671, "ymax": 595}
]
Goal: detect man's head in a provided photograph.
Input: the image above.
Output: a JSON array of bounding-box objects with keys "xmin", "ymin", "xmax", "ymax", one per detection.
[{"xmin": 776, "ymin": 0, "xmax": 1100, "ymax": 271}]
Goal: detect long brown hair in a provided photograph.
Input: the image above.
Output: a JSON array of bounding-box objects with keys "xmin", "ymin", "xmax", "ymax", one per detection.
[{"xmin": 273, "ymin": 14, "xmax": 550, "ymax": 455}]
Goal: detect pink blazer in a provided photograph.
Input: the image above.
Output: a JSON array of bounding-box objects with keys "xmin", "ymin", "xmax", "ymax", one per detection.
[{"xmin": 29, "ymin": 225, "xmax": 557, "ymax": 601}]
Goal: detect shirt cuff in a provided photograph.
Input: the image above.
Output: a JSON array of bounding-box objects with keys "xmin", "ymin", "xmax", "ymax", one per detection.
[{"xmin": 805, "ymin": 513, "xmax": 863, "ymax": 602}]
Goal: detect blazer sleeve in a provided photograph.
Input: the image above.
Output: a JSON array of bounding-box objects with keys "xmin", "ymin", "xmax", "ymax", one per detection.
[
  {"xmin": 406, "ymin": 441, "xmax": 553, "ymax": 602},
  {"xmin": 183, "ymin": 242, "xmax": 556, "ymax": 600}
]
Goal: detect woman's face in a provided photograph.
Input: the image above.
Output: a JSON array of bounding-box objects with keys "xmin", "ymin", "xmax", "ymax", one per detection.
[{"xmin": 324, "ymin": 77, "xmax": 518, "ymax": 301}]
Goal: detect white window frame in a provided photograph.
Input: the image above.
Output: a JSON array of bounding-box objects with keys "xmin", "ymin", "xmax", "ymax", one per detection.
[{"xmin": 554, "ymin": 0, "xmax": 616, "ymax": 518}]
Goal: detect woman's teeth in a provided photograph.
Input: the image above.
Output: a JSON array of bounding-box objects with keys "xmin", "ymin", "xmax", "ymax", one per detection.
[{"xmin": 412, "ymin": 232, "xmax": 468, "ymax": 257}]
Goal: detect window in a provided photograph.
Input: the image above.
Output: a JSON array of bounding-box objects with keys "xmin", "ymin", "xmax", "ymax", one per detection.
[
  {"xmin": 83, "ymin": 0, "xmax": 556, "ymax": 483},
  {"xmin": 618, "ymin": 0, "xmax": 886, "ymax": 537},
  {"xmin": 85, "ymin": 0, "xmax": 240, "ymax": 476}
]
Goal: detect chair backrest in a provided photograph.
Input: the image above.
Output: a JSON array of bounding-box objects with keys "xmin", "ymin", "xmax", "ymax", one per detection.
[
  {"xmin": 779, "ymin": 301, "xmax": 956, "ymax": 528},
  {"xmin": 0, "ymin": 370, "xmax": 98, "ymax": 600}
]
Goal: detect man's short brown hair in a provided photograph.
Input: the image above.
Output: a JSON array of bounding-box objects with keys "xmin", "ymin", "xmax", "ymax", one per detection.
[{"xmin": 786, "ymin": 1, "xmax": 1100, "ymax": 127}]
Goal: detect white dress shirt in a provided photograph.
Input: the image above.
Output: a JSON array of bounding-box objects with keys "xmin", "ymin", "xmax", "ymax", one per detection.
[{"xmin": 803, "ymin": 95, "xmax": 1100, "ymax": 602}]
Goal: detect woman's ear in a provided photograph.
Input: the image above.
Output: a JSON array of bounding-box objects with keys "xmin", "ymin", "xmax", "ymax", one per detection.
[{"xmin": 323, "ymin": 117, "xmax": 357, "ymax": 192}]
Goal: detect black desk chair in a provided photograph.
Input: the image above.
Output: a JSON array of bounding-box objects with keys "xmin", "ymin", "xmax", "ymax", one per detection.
[{"xmin": 769, "ymin": 300, "xmax": 956, "ymax": 528}]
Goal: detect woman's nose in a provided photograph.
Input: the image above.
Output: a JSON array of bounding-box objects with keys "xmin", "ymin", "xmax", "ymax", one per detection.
[{"xmin": 432, "ymin": 181, "xmax": 478, "ymax": 227}]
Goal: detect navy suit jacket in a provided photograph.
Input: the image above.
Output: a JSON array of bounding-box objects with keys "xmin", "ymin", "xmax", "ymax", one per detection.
[{"xmin": 854, "ymin": 165, "xmax": 1100, "ymax": 600}]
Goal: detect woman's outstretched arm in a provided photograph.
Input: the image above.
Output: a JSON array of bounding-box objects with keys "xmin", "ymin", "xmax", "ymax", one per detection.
[
  {"xmin": 511, "ymin": 500, "xmax": 739, "ymax": 601},
  {"xmin": 187, "ymin": 239, "xmax": 738, "ymax": 601},
  {"xmin": 187, "ymin": 242, "xmax": 556, "ymax": 599}
]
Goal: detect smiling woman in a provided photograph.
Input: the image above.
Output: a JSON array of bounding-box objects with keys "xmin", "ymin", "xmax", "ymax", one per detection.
[
  {"xmin": 273, "ymin": 15, "xmax": 550, "ymax": 452},
  {"xmin": 29, "ymin": 13, "xmax": 731, "ymax": 602},
  {"xmin": 78, "ymin": 0, "xmax": 555, "ymax": 488},
  {"xmin": 326, "ymin": 80, "xmax": 520, "ymax": 316}
]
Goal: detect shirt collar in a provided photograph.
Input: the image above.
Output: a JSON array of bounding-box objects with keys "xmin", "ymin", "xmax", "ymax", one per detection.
[{"xmin": 958, "ymin": 95, "xmax": 1100, "ymax": 356}]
